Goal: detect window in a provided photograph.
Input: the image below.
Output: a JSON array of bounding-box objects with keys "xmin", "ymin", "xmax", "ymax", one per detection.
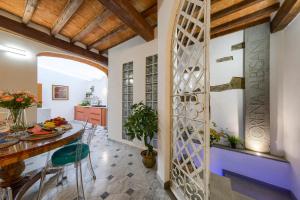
[
  {"xmin": 145, "ymin": 54, "xmax": 158, "ymax": 109},
  {"xmin": 145, "ymin": 54, "xmax": 158, "ymax": 147},
  {"xmin": 122, "ymin": 61, "xmax": 133, "ymax": 140}
]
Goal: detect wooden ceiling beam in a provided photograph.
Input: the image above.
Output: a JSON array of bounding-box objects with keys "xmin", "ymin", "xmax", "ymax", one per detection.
[
  {"xmin": 98, "ymin": 24, "xmax": 158, "ymax": 53},
  {"xmin": 22, "ymin": 0, "xmax": 39, "ymax": 24},
  {"xmin": 211, "ymin": 17, "xmax": 270, "ymax": 39},
  {"xmin": 211, "ymin": 0, "xmax": 222, "ymax": 5},
  {"xmin": 141, "ymin": 4, "xmax": 157, "ymax": 17},
  {"xmin": 0, "ymin": 15, "xmax": 108, "ymax": 65},
  {"xmin": 212, "ymin": 0, "xmax": 265, "ymax": 21},
  {"xmin": 71, "ymin": 10, "xmax": 112, "ymax": 43},
  {"xmin": 51, "ymin": 0, "xmax": 84, "ymax": 35},
  {"xmin": 88, "ymin": 4, "xmax": 157, "ymax": 50},
  {"xmin": 97, "ymin": 0, "xmax": 154, "ymax": 41},
  {"xmin": 271, "ymin": 0, "xmax": 300, "ymax": 33},
  {"xmin": 90, "ymin": 25, "xmax": 129, "ymax": 51},
  {"xmin": 211, "ymin": 3, "xmax": 280, "ymax": 35}
]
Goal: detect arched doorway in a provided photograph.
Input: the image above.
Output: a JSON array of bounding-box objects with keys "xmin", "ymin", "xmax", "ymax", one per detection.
[{"xmin": 36, "ymin": 52, "xmax": 108, "ymax": 122}]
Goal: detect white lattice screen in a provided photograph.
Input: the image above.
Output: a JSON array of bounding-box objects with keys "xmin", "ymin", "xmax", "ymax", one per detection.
[{"xmin": 171, "ymin": 0, "xmax": 210, "ymax": 199}]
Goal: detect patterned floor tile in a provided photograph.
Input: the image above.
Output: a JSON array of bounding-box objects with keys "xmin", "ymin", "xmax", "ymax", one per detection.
[
  {"xmin": 21, "ymin": 125, "xmax": 171, "ymax": 200},
  {"xmin": 100, "ymin": 192, "xmax": 109, "ymax": 199}
]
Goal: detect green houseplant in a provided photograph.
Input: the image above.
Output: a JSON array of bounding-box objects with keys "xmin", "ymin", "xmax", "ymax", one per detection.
[
  {"xmin": 125, "ymin": 102, "xmax": 158, "ymax": 168},
  {"xmin": 226, "ymin": 134, "xmax": 241, "ymax": 149}
]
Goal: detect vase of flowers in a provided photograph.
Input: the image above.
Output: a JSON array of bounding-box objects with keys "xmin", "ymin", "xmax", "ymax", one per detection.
[{"xmin": 0, "ymin": 91, "xmax": 37, "ymax": 132}]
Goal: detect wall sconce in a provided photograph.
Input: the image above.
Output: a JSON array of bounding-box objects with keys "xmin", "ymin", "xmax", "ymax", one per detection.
[{"xmin": 0, "ymin": 45, "xmax": 27, "ymax": 56}]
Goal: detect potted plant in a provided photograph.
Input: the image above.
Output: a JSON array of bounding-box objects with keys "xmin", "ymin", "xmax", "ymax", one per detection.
[
  {"xmin": 226, "ymin": 134, "xmax": 241, "ymax": 149},
  {"xmin": 125, "ymin": 102, "xmax": 158, "ymax": 168},
  {"xmin": 210, "ymin": 122, "xmax": 222, "ymax": 146}
]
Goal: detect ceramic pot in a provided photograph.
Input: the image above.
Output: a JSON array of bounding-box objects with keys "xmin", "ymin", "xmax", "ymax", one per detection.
[{"xmin": 141, "ymin": 150, "xmax": 157, "ymax": 168}]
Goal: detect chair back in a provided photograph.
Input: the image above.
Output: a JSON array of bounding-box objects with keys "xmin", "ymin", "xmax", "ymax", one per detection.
[
  {"xmin": 75, "ymin": 121, "xmax": 96, "ymax": 162},
  {"xmin": 86, "ymin": 125, "xmax": 97, "ymax": 145},
  {"xmin": 74, "ymin": 120, "xmax": 88, "ymax": 162}
]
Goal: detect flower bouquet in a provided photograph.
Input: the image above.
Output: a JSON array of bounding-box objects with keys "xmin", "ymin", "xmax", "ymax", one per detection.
[{"xmin": 0, "ymin": 91, "xmax": 37, "ymax": 132}]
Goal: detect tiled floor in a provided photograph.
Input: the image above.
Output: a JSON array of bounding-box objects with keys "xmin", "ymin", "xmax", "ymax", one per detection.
[{"xmin": 22, "ymin": 125, "xmax": 172, "ymax": 200}]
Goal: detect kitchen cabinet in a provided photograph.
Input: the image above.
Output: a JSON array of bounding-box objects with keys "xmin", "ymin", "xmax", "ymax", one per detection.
[{"xmin": 74, "ymin": 106, "xmax": 107, "ymax": 127}]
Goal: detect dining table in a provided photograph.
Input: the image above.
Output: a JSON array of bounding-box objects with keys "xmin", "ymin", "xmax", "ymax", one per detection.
[{"xmin": 0, "ymin": 122, "xmax": 83, "ymax": 200}]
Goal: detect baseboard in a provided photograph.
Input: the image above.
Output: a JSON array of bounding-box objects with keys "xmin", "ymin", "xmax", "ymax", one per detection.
[
  {"xmin": 156, "ymin": 174, "xmax": 177, "ymax": 200},
  {"xmin": 223, "ymin": 170, "xmax": 297, "ymax": 200},
  {"xmin": 107, "ymin": 137, "xmax": 145, "ymax": 151},
  {"xmin": 156, "ymin": 173, "xmax": 169, "ymax": 189}
]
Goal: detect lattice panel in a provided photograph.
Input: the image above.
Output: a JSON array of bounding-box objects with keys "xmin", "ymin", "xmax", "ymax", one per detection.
[{"xmin": 171, "ymin": 0, "xmax": 210, "ymax": 199}]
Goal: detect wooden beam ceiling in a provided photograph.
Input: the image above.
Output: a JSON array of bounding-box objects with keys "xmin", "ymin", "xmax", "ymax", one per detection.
[
  {"xmin": 71, "ymin": 10, "xmax": 112, "ymax": 43},
  {"xmin": 97, "ymin": 0, "xmax": 154, "ymax": 41},
  {"xmin": 271, "ymin": 0, "xmax": 300, "ymax": 33},
  {"xmin": 211, "ymin": 0, "xmax": 265, "ymax": 21},
  {"xmin": 0, "ymin": 0, "xmax": 286, "ymax": 60},
  {"xmin": 211, "ymin": 0, "xmax": 222, "ymax": 5},
  {"xmin": 211, "ymin": 2, "xmax": 280, "ymax": 35},
  {"xmin": 0, "ymin": 15, "xmax": 108, "ymax": 65},
  {"xmin": 211, "ymin": 17, "xmax": 270, "ymax": 39},
  {"xmin": 51, "ymin": 0, "xmax": 84, "ymax": 35},
  {"xmin": 91, "ymin": 25, "xmax": 129, "ymax": 51},
  {"xmin": 88, "ymin": 4, "xmax": 157, "ymax": 50},
  {"xmin": 22, "ymin": 0, "xmax": 39, "ymax": 24}
]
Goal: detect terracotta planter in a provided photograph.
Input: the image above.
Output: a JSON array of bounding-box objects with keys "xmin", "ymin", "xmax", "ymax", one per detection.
[{"xmin": 141, "ymin": 150, "xmax": 157, "ymax": 168}]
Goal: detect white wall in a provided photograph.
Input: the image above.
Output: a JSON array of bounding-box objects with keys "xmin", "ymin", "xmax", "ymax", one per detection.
[
  {"xmin": 0, "ymin": 30, "xmax": 66, "ymax": 123},
  {"xmin": 38, "ymin": 64, "xmax": 107, "ymax": 121},
  {"xmin": 270, "ymin": 15, "xmax": 300, "ymax": 199},
  {"xmin": 38, "ymin": 68, "xmax": 86, "ymax": 121},
  {"xmin": 107, "ymin": 36, "xmax": 158, "ymax": 149},
  {"xmin": 210, "ymin": 31, "xmax": 244, "ymax": 139}
]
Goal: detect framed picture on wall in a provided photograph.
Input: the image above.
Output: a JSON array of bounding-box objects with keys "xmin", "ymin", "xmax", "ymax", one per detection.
[{"xmin": 52, "ymin": 85, "xmax": 69, "ymax": 100}]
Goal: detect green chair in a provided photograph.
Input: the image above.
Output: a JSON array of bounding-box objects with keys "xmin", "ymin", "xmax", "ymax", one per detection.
[
  {"xmin": 61, "ymin": 125, "xmax": 97, "ymax": 181},
  {"xmin": 37, "ymin": 121, "xmax": 96, "ymax": 200}
]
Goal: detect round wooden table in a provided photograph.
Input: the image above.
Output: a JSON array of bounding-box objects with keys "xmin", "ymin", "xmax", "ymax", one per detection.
[{"xmin": 0, "ymin": 122, "xmax": 83, "ymax": 199}]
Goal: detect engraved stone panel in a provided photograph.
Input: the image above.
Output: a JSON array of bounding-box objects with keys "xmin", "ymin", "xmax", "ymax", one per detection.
[{"xmin": 244, "ymin": 23, "xmax": 270, "ymax": 153}]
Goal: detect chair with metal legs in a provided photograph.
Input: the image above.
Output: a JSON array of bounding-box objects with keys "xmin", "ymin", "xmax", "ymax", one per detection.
[
  {"xmin": 36, "ymin": 122, "xmax": 96, "ymax": 200},
  {"xmin": 56, "ymin": 124, "xmax": 97, "ymax": 184}
]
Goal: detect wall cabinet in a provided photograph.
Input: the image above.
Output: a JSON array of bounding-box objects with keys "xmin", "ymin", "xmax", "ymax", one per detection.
[{"xmin": 74, "ymin": 106, "xmax": 107, "ymax": 127}]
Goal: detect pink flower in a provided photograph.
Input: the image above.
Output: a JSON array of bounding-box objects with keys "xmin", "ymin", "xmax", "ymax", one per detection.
[
  {"xmin": 16, "ymin": 97, "xmax": 24, "ymax": 102},
  {"xmin": 1, "ymin": 95, "xmax": 14, "ymax": 101}
]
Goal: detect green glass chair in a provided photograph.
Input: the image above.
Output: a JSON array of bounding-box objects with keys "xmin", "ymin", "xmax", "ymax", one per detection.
[
  {"xmin": 58, "ymin": 124, "xmax": 97, "ymax": 182},
  {"xmin": 37, "ymin": 121, "xmax": 96, "ymax": 200}
]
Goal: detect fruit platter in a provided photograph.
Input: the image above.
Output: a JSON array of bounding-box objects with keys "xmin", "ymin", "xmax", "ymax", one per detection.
[
  {"xmin": 22, "ymin": 117, "xmax": 72, "ymax": 141},
  {"xmin": 42, "ymin": 117, "xmax": 71, "ymax": 131}
]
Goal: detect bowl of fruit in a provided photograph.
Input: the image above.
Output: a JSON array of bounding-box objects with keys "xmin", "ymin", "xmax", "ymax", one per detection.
[{"xmin": 43, "ymin": 117, "xmax": 68, "ymax": 131}]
